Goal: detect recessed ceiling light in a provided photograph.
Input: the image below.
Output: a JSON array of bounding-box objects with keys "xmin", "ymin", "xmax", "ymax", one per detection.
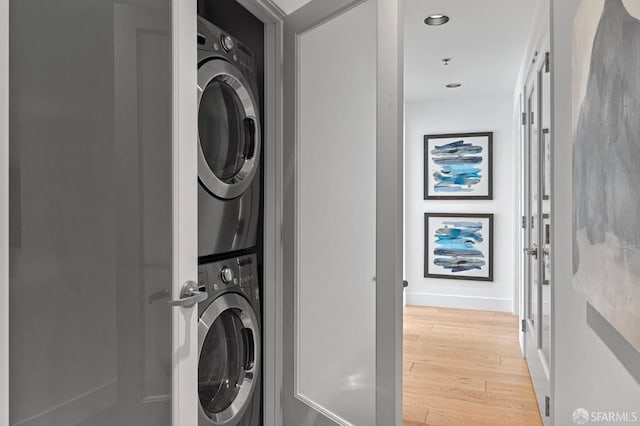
[
  {"xmin": 446, "ymin": 83, "xmax": 462, "ymax": 89},
  {"xmin": 424, "ymin": 14, "xmax": 450, "ymax": 26}
]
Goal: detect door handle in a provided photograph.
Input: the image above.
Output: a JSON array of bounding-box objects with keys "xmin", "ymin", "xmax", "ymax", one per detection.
[
  {"xmin": 243, "ymin": 118, "xmax": 256, "ymax": 160},
  {"xmin": 523, "ymin": 246, "xmax": 538, "ymax": 260},
  {"xmin": 168, "ymin": 281, "xmax": 208, "ymax": 308},
  {"xmin": 241, "ymin": 328, "xmax": 255, "ymax": 371}
]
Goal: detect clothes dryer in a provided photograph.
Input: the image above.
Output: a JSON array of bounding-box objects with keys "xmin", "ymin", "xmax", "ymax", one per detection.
[{"xmin": 197, "ymin": 17, "xmax": 261, "ymax": 259}]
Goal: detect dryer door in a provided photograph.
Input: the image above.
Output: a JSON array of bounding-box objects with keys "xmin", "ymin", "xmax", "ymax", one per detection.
[
  {"xmin": 198, "ymin": 293, "xmax": 260, "ymax": 425},
  {"xmin": 197, "ymin": 59, "xmax": 261, "ymax": 200}
]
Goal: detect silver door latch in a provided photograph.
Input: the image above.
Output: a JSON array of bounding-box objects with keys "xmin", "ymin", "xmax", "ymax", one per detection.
[
  {"xmin": 168, "ymin": 281, "xmax": 208, "ymax": 308},
  {"xmin": 523, "ymin": 246, "xmax": 538, "ymax": 260}
]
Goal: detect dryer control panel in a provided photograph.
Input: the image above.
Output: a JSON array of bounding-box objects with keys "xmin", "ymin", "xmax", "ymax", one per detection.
[
  {"xmin": 198, "ymin": 253, "xmax": 258, "ymax": 293},
  {"xmin": 197, "ymin": 16, "xmax": 257, "ymax": 78}
]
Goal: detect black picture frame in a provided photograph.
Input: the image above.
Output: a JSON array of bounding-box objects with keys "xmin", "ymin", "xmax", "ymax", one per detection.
[
  {"xmin": 424, "ymin": 132, "xmax": 494, "ymax": 200},
  {"xmin": 424, "ymin": 213, "xmax": 494, "ymax": 282}
]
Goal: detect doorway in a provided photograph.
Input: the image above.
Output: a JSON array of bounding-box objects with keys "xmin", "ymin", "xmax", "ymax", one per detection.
[{"xmin": 402, "ymin": 0, "xmax": 551, "ymax": 424}]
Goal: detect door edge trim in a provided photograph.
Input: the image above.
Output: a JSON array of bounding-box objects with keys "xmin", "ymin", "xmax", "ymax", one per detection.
[{"xmin": 0, "ymin": 0, "xmax": 9, "ymax": 421}]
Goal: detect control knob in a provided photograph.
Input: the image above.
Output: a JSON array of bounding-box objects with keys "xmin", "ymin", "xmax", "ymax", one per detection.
[
  {"xmin": 220, "ymin": 266, "xmax": 234, "ymax": 284},
  {"xmin": 221, "ymin": 35, "xmax": 234, "ymax": 52}
]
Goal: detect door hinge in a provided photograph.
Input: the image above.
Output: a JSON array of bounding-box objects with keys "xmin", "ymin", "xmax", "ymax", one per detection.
[
  {"xmin": 522, "ymin": 112, "xmax": 527, "ymax": 126},
  {"xmin": 522, "ymin": 216, "xmax": 527, "ymax": 229},
  {"xmin": 545, "ymin": 52, "xmax": 550, "ymax": 73},
  {"xmin": 545, "ymin": 396, "xmax": 551, "ymax": 417},
  {"xmin": 521, "ymin": 319, "xmax": 526, "ymax": 332},
  {"xmin": 531, "ymin": 216, "xmax": 535, "ymax": 229},
  {"xmin": 530, "ymin": 111, "xmax": 535, "ymax": 125}
]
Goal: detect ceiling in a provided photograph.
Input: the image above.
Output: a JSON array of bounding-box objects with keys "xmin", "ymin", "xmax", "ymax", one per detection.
[
  {"xmin": 269, "ymin": 0, "xmax": 542, "ymax": 101},
  {"xmin": 404, "ymin": 0, "xmax": 542, "ymax": 102},
  {"xmin": 269, "ymin": 0, "xmax": 311, "ymax": 15}
]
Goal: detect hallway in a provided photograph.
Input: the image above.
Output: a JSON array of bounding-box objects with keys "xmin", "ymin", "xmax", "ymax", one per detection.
[{"xmin": 403, "ymin": 306, "xmax": 542, "ymax": 426}]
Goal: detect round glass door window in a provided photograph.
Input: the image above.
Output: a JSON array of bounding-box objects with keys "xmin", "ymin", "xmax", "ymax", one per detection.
[
  {"xmin": 197, "ymin": 60, "xmax": 260, "ymax": 200},
  {"xmin": 199, "ymin": 78, "xmax": 250, "ymax": 182},
  {"xmin": 199, "ymin": 309, "xmax": 247, "ymax": 415}
]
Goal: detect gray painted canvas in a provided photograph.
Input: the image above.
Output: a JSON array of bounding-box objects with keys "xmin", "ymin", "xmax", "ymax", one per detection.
[{"xmin": 573, "ymin": 0, "xmax": 640, "ymax": 353}]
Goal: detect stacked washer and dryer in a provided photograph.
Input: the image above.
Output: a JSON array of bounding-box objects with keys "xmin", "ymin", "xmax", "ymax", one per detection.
[{"xmin": 196, "ymin": 15, "xmax": 263, "ymax": 426}]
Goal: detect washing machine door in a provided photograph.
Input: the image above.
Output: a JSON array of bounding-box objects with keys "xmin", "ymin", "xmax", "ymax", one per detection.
[
  {"xmin": 198, "ymin": 293, "xmax": 260, "ymax": 425},
  {"xmin": 198, "ymin": 59, "xmax": 261, "ymax": 200}
]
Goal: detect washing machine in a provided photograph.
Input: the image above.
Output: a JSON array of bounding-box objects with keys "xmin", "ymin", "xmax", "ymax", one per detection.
[
  {"xmin": 198, "ymin": 253, "xmax": 261, "ymax": 426},
  {"xmin": 197, "ymin": 16, "xmax": 261, "ymax": 259}
]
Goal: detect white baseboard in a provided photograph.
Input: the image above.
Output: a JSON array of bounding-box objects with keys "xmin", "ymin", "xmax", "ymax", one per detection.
[{"xmin": 406, "ymin": 292, "xmax": 513, "ymax": 312}]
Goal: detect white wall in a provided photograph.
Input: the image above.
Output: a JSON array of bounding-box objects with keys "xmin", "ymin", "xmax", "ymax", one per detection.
[
  {"xmin": 404, "ymin": 95, "xmax": 516, "ymax": 312},
  {"xmin": 551, "ymin": 0, "xmax": 640, "ymax": 422}
]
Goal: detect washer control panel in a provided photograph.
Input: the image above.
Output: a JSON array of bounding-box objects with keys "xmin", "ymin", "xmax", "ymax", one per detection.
[{"xmin": 198, "ymin": 253, "xmax": 258, "ymax": 293}]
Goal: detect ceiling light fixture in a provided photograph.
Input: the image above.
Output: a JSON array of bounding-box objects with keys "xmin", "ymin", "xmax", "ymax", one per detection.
[
  {"xmin": 424, "ymin": 14, "xmax": 450, "ymax": 26},
  {"xmin": 446, "ymin": 83, "xmax": 462, "ymax": 89}
]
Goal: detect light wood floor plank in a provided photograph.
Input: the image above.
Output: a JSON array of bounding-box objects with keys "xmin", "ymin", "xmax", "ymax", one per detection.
[
  {"xmin": 403, "ymin": 405, "xmax": 428, "ymax": 423},
  {"xmin": 403, "ymin": 305, "xmax": 542, "ymax": 426}
]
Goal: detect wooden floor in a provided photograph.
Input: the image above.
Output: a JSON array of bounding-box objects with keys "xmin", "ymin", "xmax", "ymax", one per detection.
[{"xmin": 403, "ymin": 306, "xmax": 542, "ymax": 426}]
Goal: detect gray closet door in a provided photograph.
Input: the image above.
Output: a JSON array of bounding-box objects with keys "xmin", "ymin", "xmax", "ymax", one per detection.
[
  {"xmin": 6, "ymin": 1, "xmax": 200, "ymax": 425},
  {"xmin": 280, "ymin": 0, "xmax": 403, "ymax": 425}
]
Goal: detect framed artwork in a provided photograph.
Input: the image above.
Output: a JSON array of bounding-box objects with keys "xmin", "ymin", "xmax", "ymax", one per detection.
[
  {"xmin": 573, "ymin": 0, "xmax": 640, "ymax": 352},
  {"xmin": 424, "ymin": 213, "xmax": 493, "ymax": 281},
  {"xmin": 424, "ymin": 132, "xmax": 493, "ymax": 200}
]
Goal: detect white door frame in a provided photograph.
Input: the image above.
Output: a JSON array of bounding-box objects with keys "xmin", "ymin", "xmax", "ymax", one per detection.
[
  {"xmin": 1, "ymin": 0, "xmax": 9, "ymax": 423},
  {"xmin": 519, "ymin": 18, "xmax": 552, "ymax": 424},
  {"xmin": 0, "ymin": 1, "xmax": 201, "ymax": 424},
  {"xmin": 172, "ymin": 0, "xmax": 200, "ymax": 424},
  {"xmin": 375, "ymin": 0, "xmax": 404, "ymax": 423},
  {"xmin": 519, "ymin": 15, "xmax": 550, "ymax": 349}
]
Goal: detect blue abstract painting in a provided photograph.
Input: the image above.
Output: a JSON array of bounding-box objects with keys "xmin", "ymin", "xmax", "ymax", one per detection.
[
  {"xmin": 434, "ymin": 221, "xmax": 485, "ymax": 272},
  {"xmin": 431, "ymin": 141, "xmax": 483, "ymax": 193},
  {"xmin": 425, "ymin": 214, "xmax": 493, "ymax": 281},
  {"xmin": 424, "ymin": 133, "xmax": 493, "ymax": 199}
]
